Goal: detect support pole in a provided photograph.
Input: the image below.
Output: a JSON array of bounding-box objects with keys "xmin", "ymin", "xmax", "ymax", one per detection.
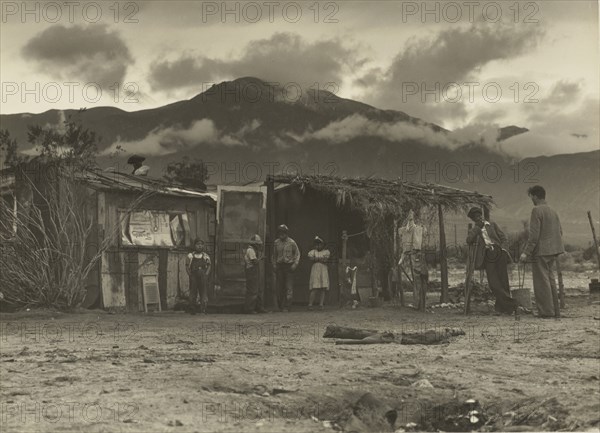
[
  {"xmin": 464, "ymin": 223, "xmax": 475, "ymax": 315},
  {"xmin": 454, "ymin": 224, "xmax": 457, "ymax": 250},
  {"xmin": 587, "ymin": 211, "xmax": 600, "ymax": 271},
  {"xmin": 394, "ymin": 219, "xmax": 404, "ymax": 306},
  {"xmin": 341, "ymin": 230, "xmax": 348, "ymax": 264},
  {"xmin": 266, "ymin": 175, "xmax": 277, "ymax": 309},
  {"xmin": 339, "ymin": 230, "xmax": 348, "ymax": 307},
  {"xmin": 369, "ymin": 238, "xmax": 377, "ymax": 298},
  {"xmin": 438, "ymin": 204, "xmax": 449, "ymax": 303}
]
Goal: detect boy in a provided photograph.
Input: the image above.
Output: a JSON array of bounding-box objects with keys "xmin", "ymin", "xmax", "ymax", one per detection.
[
  {"xmin": 186, "ymin": 238, "xmax": 211, "ymax": 315},
  {"xmin": 244, "ymin": 234, "xmax": 266, "ymax": 314}
]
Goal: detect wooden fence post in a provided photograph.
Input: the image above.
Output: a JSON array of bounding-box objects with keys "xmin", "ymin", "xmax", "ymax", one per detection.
[
  {"xmin": 438, "ymin": 204, "xmax": 449, "ymax": 303},
  {"xmin": 588, "ymin": 211, "xmax": 600, "ymax": 271},
  {"xmin": 266, "ymin": 175, "xmax": 277, "ymax": 309},
  {"xmin": 339, "ymin": 230, "xmax": 348, "ymax": 307}
]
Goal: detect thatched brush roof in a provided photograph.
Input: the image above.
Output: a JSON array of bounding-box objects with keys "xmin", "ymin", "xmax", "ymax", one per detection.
[{"xmin": 271, "ymin": 174, "xmax": 493, "ymax": 219}]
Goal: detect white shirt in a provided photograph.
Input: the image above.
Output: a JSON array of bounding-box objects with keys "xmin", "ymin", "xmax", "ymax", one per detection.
[
  {"xmin": 480, "ymin": 221, "xmax": 494, "ymax": 247},
  {"xmin": 244, "ymin": 246, "xmax": 258, "ymax": 268}
]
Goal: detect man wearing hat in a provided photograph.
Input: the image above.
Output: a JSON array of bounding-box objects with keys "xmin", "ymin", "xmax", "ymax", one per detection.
[
  {"xmin": 244, "ymin": 234, "xmax": 266, "ymax": 314},
  {"xmin": 272, "ymin": 224, "xmax": 300, "ymax": 312},
  {"xmin": 127, "ymin": 154, "xmax": 149, "ymax": 176},
  {"xmin": 467, "ymin": 207, "xmax": 517, "ymax": 315}
]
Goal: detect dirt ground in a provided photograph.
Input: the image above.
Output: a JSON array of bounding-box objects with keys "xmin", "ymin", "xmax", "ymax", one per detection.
[{"xmin": 1, "ymin": 286, "xmax": 599, "ymax": 433}]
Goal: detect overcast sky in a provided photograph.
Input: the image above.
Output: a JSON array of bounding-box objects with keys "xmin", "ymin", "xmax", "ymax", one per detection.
[{"xmin": 1, "ymin": 1, "xmax": 598, "ymax": 156}]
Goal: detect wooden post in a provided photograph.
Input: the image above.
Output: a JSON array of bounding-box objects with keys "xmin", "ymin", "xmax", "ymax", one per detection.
[
  {"xmin": 438, "ymin": 204, "xmax": 449, "ymax": 303},
  {"xmin": 394, "ymin": 220, "xmax": 404, "ymax": 306},
  {"xmin": 454, "ymin": 224, "xmax": 457, "ymax": 249},
  {"xmin": 393, "ymin": 219, "xmax": 398, "ymax": 302},
  {"xmin": 266, "ymin": 175, "xmax": 277, "ymax": 309},
  {"xmin": 369, "ymin": 238, "xmax": 377, "ymax": 298},
  {"xmin": 481, "ymin": 205, "xmax": 490, "ymax": 288},
  {"xmin": 464, "ymin": 223, "xmax": 474, "ymax": 315},
  {"xmin": 339, "ymin": 230, "xmax": 348, "ymax": 307},
  {"xmin": 341, "ymin": 230, "xmax": 347, "ymax": 259},
  {"xmin": 587, "ymin": 211, "xmax": 600, "ymax": 271}
]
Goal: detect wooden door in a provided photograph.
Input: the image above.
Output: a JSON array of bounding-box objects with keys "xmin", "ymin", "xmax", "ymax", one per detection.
[{"xmin": 216, "ymin": 186, "xmax": 267, "ymax": 302}]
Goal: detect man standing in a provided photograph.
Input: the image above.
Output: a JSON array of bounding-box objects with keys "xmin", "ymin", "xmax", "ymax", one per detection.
[
  {"xmin": 244, "ymin": 234, "xmax": 266, "ymax": 314},
  {"xmin": 519, "ymin": 185, "xmax": 564, "ymax": 318},
  {"xmin": 272, "ymin": 224, "xmax": 300, "ymax": 312},
  {"xmin": 467, "ymin": 207, "xmax": 517, "ymax": 315}
]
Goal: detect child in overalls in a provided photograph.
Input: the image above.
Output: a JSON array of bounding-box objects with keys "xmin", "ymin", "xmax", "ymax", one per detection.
[{"xmin": 186, "ymin": 239, "xmax": 211, "ymax": 315}]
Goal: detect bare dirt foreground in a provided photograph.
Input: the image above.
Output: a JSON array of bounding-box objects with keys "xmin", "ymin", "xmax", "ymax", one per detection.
[{"xmin": 1, "ymin": 296, "xmax": 599, "ymax": 433}]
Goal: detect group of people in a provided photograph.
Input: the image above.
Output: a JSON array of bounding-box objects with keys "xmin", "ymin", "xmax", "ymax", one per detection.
[
  {"xmin": 243, "ymin": 224, "xmax": 332, "ymax": 313},
  {"xmin": 184, "ymin": 224, "xmax": 331, "ymax": 314},
  {"xmin": 466, "ymin": 185, "xmax": 564, "ymax": 318},
  {"xmin": 185, "ymin": 184, "xmax": 564, "ymax": 319}
]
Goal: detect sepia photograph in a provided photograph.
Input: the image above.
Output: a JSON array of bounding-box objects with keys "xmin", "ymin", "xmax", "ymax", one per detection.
[{"xmin": 0, "ymin": 1, "xmax": 599, "ymax": 432}]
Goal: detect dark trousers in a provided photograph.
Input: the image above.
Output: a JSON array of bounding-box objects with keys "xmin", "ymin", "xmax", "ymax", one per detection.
[
  {"xmin": 244, "ymin": 266, "xmax": 263, "ymax": 313},
  {"xmin": 483, "ymin": 246, "xmax": 517, "ymax": 313},
  {"xmin": 189, "ymin": 272, "xmax": 208, "ymax": 312},
  {"xmin": 276, "ymin": 263, "xmax": 294, "ymax": 310}
]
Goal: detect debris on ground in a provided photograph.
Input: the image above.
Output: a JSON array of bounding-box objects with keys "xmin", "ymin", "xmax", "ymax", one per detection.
[
  {"xmin": 337, "ymin": 392, "xmax": 397, "ymax": 432},
  {"xmin": 431, "ymin": 302, "xmax": 465, "ymax": 309},
  {"xmin": 411, "ymin": 379, "xmax": 434, "ymax": 389},
  {"xmin": 449, "ymin": 281, "xmax": 491, "ymax": 303},
  {"xmin": 414, "ymin": 398, "xmax": 488, "ymax": 432},
  {"xmin": 335, "ymin": 332, "xmax": 396, "ymax": 345},
  {"xmin": 323, "ymin": 325, "xmax": 379, "ymax": 339},
  {"xmin": 485, "ymin": 397, "xmax": 570, "ymax": 431},
  {"xmin": 400, "ymin": 328, "xmax": 465, "ymax": 345},
  {"xmin": 323, "ymin": 325, "xmax": 465, "ymax": 346}
]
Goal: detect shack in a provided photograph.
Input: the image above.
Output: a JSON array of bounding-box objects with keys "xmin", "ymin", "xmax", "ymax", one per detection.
[
  {"xmin": 263, "ymin": 174, "xmax": 494, "ymax": 306},
  {"xmin": 0, "ymin": 163, "xmax": 216, "ymax": 311}
]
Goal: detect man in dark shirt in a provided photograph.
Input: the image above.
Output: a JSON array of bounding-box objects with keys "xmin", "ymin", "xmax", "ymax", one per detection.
[{"xmin": 467, "ymin": 207, "xmax": 517, "ymax": 315}]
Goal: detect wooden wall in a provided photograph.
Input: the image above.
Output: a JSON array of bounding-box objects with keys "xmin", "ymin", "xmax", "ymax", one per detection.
[{"xmin": 95, "ymin": 190, "xmax": 215, "ymax": 311}]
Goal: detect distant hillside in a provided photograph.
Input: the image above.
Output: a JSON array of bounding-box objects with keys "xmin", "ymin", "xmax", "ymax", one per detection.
[{"xmin": 1, "ymin": 77, "xmax": 598, "ymax": 245}]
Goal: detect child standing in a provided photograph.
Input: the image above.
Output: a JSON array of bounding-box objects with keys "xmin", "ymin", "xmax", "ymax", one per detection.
[
  {"xmin": 186, "ymin": 238, "xmax": 211, "ymax": 315},
  {"xmin": 308, "ymin": 236, "xmax": 330, "ymax": 310},
  {"xmin": 244, "ymin": 234, "xmax": 266, "ymax": 314}
]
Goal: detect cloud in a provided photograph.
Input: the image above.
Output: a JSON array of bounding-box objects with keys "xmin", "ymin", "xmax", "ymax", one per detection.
[
  {"xmin": 148, "ymin": 32, "xmax": 365, "ymax": 92},
  {"xmin": 102, "ymin": 119, "xmax": 261, "ymax": 156},
  {"xmin": 544, "ymin": 80, "xmax": 582, "ymax": 106},
  {"xmin": 362, "ymin": 23, "xmax": 544, "ymax": 126},
  {"xmin": 22, "ymin": 24, "xmax": 133, "ymax": 86},
  {"xmin": 505, "ymin": 97, "xmax": 600, "ymax": 157},
  {"xmin": 288, "ymin": 114, "xmax": 509, "ymax": 151}
]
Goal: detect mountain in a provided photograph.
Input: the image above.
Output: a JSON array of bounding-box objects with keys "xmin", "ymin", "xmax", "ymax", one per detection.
[{"xmin": 1, "ymin": 77, "xmax": 598, "ymax": 245}]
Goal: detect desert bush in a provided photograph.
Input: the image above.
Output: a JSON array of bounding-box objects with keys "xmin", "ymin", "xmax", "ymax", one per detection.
[
  {"xmin": 563, "ymin": 243, "xmax": 579, "ymax": 253},
  {"xmin": 0, "ymin": 119, "xmax": 152, "ymax": 310},
  {"xmin": 582, "ymin": 245, "xmax": 598, "ymax": 261}
]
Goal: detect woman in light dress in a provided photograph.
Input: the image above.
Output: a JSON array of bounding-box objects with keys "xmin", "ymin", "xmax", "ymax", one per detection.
[{"xmin": 308, "ymin": 236, "xmax": 330, "ymax": 310}]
